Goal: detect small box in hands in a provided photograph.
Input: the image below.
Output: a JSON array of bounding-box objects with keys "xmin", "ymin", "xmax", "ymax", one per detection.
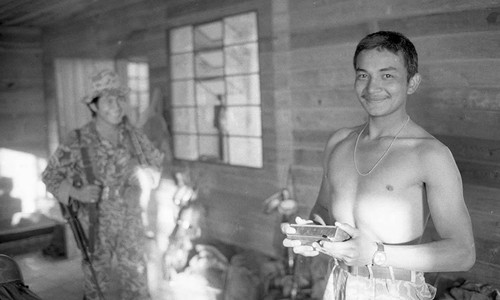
[{"xmin": 286, "ymin": 224, "xmax": 350, "ymax": 246}]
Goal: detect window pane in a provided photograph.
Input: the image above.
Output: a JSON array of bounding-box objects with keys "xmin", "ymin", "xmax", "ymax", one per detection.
[
  {"xmin": 172, "ymin": 80, "xmax": 195, "ymax": 106},
  {"xmin": 139, "ymin": 92, "xmax": 149, "ymax": 113},
  {"xmin": 224, "ymin": 12, "xmax": 257, "ymax": 45},
  {"xmin": 196, "ymin": 106, "xmax": 220, "ymax": 135},
  {"xmin": 225, "ymin": 43, "xmax": 259, "ymax": 75},
  {"xmin": 170, "ymin": 26, "xmax": 193, "ymax": 53},
  {"xmin": 199, "ymin": 135, "xmax": 226, "ymax": 162},
  {"xmin": 194, "ymin": 21, "xmax": 223, "ymax": 50},
  {"xmin": 139, "ymin": 80, "xmax": 148, "ymax": 91},
  {"xmin": 226, "ymin": 106, "xmax": 261, "ymax": 137},
  {"xmin": 228, "ymin": 137, "xmax": 262, "ymax": 168},
  {"xmin": 138, "ymin": 64, "xmax": 149, "ymax": 78},
  {"xmin": 171, "ymin": 53, "xmax": 194, "ymax": 79},
  {"xmin": 196, "ymin": 79, "xmax": 226, "ymax": 135},
  {"xmin": 196, "ymin": 79, "xmax": 225, "ymax": 106},
  {"xmin": 129, "ymin": 78, "xmax": 138, "ymax": 90},
  {"xmin": 174, "ymin": 134, "xmax": 198, "ymax": 160},
  {"xmin": 127, "ymin": 63, "xmax": 138, "ymax": 76},
  {"xmin": 226, "ymin": 74, "xmax": 260, "ymax": 105},
  {"xmin": 195, "ymin": 50, "xmax": 224, "ymax": 78},
  {"xmin": 129, "ymin": 93, "xmax": 139, "ymax": 107},
  {"xmin": 172, "ymin": 107, "xmax": 197, "ymax": 133}
]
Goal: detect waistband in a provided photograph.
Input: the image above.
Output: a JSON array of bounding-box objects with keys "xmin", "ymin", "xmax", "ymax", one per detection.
[{"xmin": 337, "ymin": 260, "xmax": 416, "ymax": 282}]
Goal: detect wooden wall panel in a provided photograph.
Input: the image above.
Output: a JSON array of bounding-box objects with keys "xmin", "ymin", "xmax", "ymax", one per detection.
[
  {"xmin": 379, "ymin": 7, "xmax": 500, "ymax": 36},
  {"xmin": 294, "ymin": 148, "xmax": 323, "ymax": 168},
  {"xmin": 420, "ymin": 61, "xmax": 500, "ymax": 88},
  {"xmin": 0, "ymin": 115, "xmax": 46, "ymax": 143},
  {"xmin": 289, "ymin": 0, "xmax": 500, "ymax": 32},
  {"xmin": 463, "ymin": 184, "xmax": 500, "ymax": 214},
  {"xmin": 292, "ymin": 107, "xmax": 365, "ymax": 131},
  {"xmin": 415, "ymin": 32, "xmax": 500, "ymax": 61},
  {"xmin": 290, "ymin": 88, "xmax": 358, "ymax": 109},
  {"xmin": 289, "ymin": 44, "xmax": 355, "ymax": 72},
  {"xmin": 293, "ymin": 130, "xmax": 331, "ymax": 150},
  {"xmin": 415, "ymin": 87, "xmax": 500, "ymax": 112},
  {"xmin": 289, "ymin": 66, "xmax": 354, "ymax": 89},
  {"xmin": 0, "ymin": 88, "xmax": 45, "ymax": 114},
  {"xmin": 294, "ymin": 183, "xmax": 320, "ymax": 210},
  {"xmin": 201, "ymin": 189, "xmax": 283, "ymax": 258},
  {"xmin": 0, "ymin": 27, "xmax": 47, "ymax": 157},
  {"xmin": 290, "ymin": 23, "xmax": 368, "ymax": 49},
  {"xmin": 291, "ymin": 166, "xmax": 322, "ymax": 188},
  {"xmin": 0, "ymin": 52, "xmax": 43, "ymax": 79},
  {"xmin": 410, "ymin": 105, "xmax": 500, "ymax": 140},
  {"xmin": 475, "ymin": 237, "xmax": 500, "ymax": 266}
]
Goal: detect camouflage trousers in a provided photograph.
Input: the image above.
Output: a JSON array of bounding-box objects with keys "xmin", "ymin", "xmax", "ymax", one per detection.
[
  {"xmin": 82, "ymin": 212, "xmax": 150, "ymax": 300},
  {"xmin": 323, "ymin": 262, "xmax": 436, "ymax": 300}
]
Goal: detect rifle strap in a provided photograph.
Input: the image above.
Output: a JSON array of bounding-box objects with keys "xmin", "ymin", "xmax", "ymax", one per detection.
[
  {"xmin": 76, "ymin": 129, "xmax": 99, "ymax": 255},
  {"xmin": 125, "ymin": 127, "xmax": 148, "ymax": 166}
]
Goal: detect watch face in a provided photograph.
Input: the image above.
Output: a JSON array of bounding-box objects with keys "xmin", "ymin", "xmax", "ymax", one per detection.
[{"xmin": 373, "ymin": 251, "xmax": 386, "ymax": 265}]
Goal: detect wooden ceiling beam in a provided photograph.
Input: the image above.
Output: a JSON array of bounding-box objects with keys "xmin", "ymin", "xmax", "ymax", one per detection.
[{"xmin": 1, "ymin": 0, "xmax": 86, "ymax": 26}]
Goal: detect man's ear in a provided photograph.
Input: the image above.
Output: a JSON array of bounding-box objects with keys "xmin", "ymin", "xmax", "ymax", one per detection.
[{"xmin": 407, "ymin": 73, "xmax": 421, "ymax": 95}]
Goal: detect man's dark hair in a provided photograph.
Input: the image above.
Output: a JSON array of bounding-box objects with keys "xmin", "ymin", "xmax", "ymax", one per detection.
[
  {"xmin": 87, "ymin": 96, "xmax": 100, "ymax": 117},
  {"xmin": 353, "ymin": 31, "xmax": 418, "ymax": 82}
]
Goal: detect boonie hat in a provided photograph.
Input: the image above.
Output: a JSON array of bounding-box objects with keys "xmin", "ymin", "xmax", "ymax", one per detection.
[{"xmin": 81, "ymin": 69, "xmax": 130, "ymax": 104}]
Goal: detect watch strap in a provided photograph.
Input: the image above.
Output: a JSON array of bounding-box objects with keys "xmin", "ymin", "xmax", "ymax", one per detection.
[
  {"xmin": 377, "ymin": 242, "xmax": 384, "ymax": 252},
  {"xmin": 372, "ymin": 242, "xmax": 386, "ymax": 266}
]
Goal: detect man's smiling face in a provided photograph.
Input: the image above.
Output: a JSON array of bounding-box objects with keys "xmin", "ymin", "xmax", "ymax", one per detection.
[{"xmin": 354, "ymin": 48, "xmax": 416, "ymax": 118}]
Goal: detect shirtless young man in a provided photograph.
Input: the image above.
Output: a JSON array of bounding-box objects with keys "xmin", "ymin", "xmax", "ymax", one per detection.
[{"xmin": 283, "ymin": 31, "xmax": 475, "ymax": 299}]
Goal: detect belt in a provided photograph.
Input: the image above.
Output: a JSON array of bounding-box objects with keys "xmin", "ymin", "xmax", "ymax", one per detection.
[{"xmin": 337, "ymin": 261, "xmax": 416, "ymax": 282}]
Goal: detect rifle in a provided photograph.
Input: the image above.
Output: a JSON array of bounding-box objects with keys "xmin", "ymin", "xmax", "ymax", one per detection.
[
  {"xmin": 59, "ymin": 186, "xmax": 105, "ymax": 300},
  {"xmin": 62, "ymin": 129, "xmax": 105, "ymax": 300}
]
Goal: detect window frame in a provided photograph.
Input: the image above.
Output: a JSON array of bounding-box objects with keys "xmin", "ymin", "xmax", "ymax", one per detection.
[{"xmin": 167, "ymin": 10, "xmax": 263, "ymax": 169}]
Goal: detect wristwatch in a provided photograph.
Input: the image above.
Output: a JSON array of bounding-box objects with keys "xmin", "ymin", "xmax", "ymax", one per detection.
[{"xmin": 372, "ymin": 242, "xmax": 386, "ymax": 266}]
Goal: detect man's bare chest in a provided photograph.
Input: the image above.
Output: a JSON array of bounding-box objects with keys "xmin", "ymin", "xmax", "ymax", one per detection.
[{"xmin": 326, "ymin": 142, "xmax": 426, "ymax": 240}]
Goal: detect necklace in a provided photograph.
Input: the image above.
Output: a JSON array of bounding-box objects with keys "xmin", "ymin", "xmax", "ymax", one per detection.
[{"xmin": 353, "ymin": 116, "xmax": 410, "ymax": 176}]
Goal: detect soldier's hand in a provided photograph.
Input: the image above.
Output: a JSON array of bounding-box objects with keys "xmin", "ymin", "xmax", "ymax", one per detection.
[{"xmin": 74, "ymin": 184, "xmax": 102, "ymax": 204}]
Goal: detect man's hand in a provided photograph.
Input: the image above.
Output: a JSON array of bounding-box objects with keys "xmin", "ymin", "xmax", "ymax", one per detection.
[
  {"xmin": 314, "ymin": 222, "xmax": 377, "ymax": 266},
  {"xmin": 281, "ymin": 216, "xmax": 320, "ymax": 257},
  {"xmin": 73, "ymin": 184, "xmax": 102, "ymax": 204}
]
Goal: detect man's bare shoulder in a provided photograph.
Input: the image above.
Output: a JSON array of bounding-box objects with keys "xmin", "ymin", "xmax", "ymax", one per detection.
[
  {"xmin": 325, "ymin": 125, "xmax": 363, "ymax": 150},
  {"xmin": 408, "ymin": 124, "xmax": 455, "ymax": 166}
]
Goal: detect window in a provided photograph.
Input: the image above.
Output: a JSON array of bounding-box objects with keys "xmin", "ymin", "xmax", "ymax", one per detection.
[
  {"xmin": 127, "ymin": 62, "xmax": 150, "ymax": 125},
  {"xmin": 168, "ymin": 12, "xmax": 262, "ymax": 168}
]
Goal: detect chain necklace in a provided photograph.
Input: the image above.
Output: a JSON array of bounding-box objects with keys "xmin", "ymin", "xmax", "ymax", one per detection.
[{"xmin": 354, "ymin": 116, "xmax": 410, "ymax": 176}]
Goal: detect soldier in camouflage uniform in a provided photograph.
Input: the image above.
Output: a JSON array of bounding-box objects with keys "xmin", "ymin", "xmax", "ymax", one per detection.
[{"xmin": 42, "ymin": 70, "xmax": 163, "ymax": 300}]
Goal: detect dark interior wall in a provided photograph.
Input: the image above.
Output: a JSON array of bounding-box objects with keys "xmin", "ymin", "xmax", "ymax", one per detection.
[
  {"xmin": 0, "ymin": 27, "xmax": 47, "ymax": 158},
  {"xmin": 284, "ymin": 0, "xmax": 500, "ymax": 286}
]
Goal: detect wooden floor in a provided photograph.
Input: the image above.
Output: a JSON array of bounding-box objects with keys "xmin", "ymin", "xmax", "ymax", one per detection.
[{"xmin": 14, "ymin": 251, "xmax": 84, "ymax": 300}]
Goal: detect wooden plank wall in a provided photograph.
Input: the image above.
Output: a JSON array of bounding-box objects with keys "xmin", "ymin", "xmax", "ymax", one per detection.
[
  {"xmin": 285, "ymin": 0, "xmax": 500, "ymax": 287},
  {"xmin": 40, "ymin": 0, "xmax": 500, "ymax": 285},
  {"xmin": 0, "ymin": 27, "xmax": 47, "ymax": 158}
]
